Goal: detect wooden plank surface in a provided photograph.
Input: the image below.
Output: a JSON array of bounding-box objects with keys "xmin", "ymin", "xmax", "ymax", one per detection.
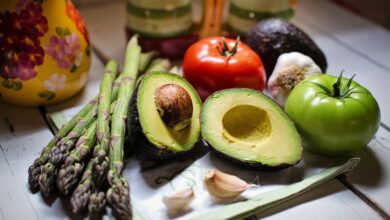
[
  {"xmin": 0, "ymin": 0, "xmax": 389, "ymax": 219},
  {"xmin": 259, "ymin": 180, "xmax": 381, "ymax": 220},
  {"xmin": 292, "ymin": 7, "xmax": 390, "ymax": 127},
  {"xmin": 0, "ymin": 105, "xmax": 70, "ymax": 219},
  {"xmin": 346, "ymin": 127, "xmax": 390, "ymax": 214},
  {"xmin": 298, "ymin": 0, "xmax": 390, "ymax": 71}
]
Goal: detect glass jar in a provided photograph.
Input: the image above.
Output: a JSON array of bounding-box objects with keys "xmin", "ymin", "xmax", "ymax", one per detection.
[
  {"xmin": 227, "ymin": 0, "xmax": 295, "ymax": 36},
  {"xmin": 126, "ymin": 0, "xmax": 198, "ymax": 60}
]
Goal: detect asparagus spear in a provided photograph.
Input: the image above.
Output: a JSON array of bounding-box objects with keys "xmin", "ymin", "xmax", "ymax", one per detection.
[
  {"xmin": 107, "ymin": 36, "xmax": 141, "ymax": 220},
  {"xmin": 86, "ymin": 61, "xmax": 119, "ymax": 218},
  {"xmin": 70, "ymin": 60, "xmax": 126, "ymax": 213},
  {"xmin": 139, "ymin": 51, "xmax": 157, "ymax": 73},
  {"xmin": 39, "ymin": 106, "xmax": 97, "ymax": 197},
  {"xmin": 70, "ymin": 160, "xmax": 94, "ymax": 213},
  {"xmin": 56, "ymin": 121, "xmax": 97, "ymax": 195},
  {"xmin": 28, "ymin": 99, "xmax": 96, "ymax": 191},
  {"xmin": 91, "ymin": 60, "xmax": 119, "ymax": 189},
  {"xmin": 145, "ymin": 58, "xmax": 171, "ymax": 73},
  {"xmin": 49, "ymin": 107, "xmax": 97, "ymax": 166}
]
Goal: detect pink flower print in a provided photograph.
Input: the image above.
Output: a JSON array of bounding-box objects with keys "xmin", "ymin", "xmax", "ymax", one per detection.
[
  {"xmin": 45, "ymin": 33, "xmax": 80, "ymax": 69},
  {"xmin": 44, "ymin": 73, "xmax": 66, "ymax": 92}
]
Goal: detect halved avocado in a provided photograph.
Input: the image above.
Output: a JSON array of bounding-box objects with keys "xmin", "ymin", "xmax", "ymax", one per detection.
[
  {"xmin": 201, "ymin": 88, "xmax": 302, "ymax": 169},
  {"xmin": 127, "ymin": 72, "xmax": 202, "ymax": 161}
]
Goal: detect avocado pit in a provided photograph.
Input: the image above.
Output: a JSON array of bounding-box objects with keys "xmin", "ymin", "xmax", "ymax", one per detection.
[
  {"xmin": 222, "ymin": 105, "xmax": 272, "ymax": 144},
  {"xmin": 155, "ymin": 84, "xmax": 193, "ymax": 131}
]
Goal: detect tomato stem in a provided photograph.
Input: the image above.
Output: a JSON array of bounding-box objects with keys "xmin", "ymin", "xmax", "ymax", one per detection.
[
  {"xmin": 332, "ymin": 71, "xmax": 356, "ymax": 98},
  {"xmin": 216, "ymin": 36, "xmax": 240, "ymax": 58}
]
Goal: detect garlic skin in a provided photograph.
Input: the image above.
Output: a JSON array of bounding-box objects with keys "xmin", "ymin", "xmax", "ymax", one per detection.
[
  {"xmin": 268, "ymin": 52, "xmax": 322, "ymax": 107},
  {"xmin": 204, "ymin": 169, "xmax": 251, "ymax": 199},
  {"xmin": 162, "ymin": 188, "xmax": 195, "ymax": 211}
]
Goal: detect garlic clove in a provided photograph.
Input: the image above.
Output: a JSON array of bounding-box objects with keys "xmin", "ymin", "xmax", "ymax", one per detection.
[
  {"xmin": 204, "ymin": 169, "xmax": 251, "ymax": 199},
  {"xmin": 268, "ymin": 52, "xmax": 322, "ymax": 107},
  {"xmin": 162, "ymin": 188, "xmax": 195, "ymax": 211}
]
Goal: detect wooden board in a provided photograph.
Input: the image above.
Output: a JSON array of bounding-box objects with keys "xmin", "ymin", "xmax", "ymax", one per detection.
[
  {"xmin": 0, "ymin": 0, "xmax": 389, "ymax": 219},
  {"xmin": 0, "ymin": 104, "xmax": 71, "ymax": 219},
  {"xmin": 346, "ymin": 127, "xmax": 390, "ymax": 214}
]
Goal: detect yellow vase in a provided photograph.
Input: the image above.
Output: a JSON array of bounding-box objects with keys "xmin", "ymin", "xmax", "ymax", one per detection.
[{"xmin": 0, "ymin": 0, "xmax": 91, "ymax": 106}]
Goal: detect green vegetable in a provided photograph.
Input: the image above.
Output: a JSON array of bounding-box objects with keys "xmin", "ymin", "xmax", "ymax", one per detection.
[
  {"xmin": 139, "ymin": 51, "xmax": 158, "ymax": 73},
  {"xmin": 28, "ymin": 98, "xmax": 96, "ymax": 191},
  {"xmin": 107, "ymin": 35, "xmax": 141, "ymax": 220},
  {"xmin": 39, "ymin": 105, "xmax": 97, "ymax": 197},
  {"xmin": 88, "ymin": 60, "xmax": 119, "ymax": 218},
  {"xmin": 285, "ymin": 73, "xmax": 380, "ymax": 156},
  {"xmin": 201, "ymin": 88, "xmax": 302, "ymax": 169},
  {"xmin": 56, "ymin": 121, "xmax": 97, "ymax": 195},
  {"xmin": 70, "ymin": 160, "xmax": 94, "ymax": 213},
  {"xmin": 91, "ymin": 60, "xmax": 119, "ymax": 189},
  {"xmin": 128, "ymin": 72, "xmax": 202, "ymax": 161}
]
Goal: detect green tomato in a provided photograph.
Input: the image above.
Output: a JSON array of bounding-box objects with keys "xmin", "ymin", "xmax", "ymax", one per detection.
[{"xmin": 285, "ymin": 73, "xmax": 380, "ymax": 157}]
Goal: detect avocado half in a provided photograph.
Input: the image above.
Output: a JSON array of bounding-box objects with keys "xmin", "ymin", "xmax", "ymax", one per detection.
[
  {"xmin": 127, "ymin": 72, "xmax": 202, "ymax": 161},
  {"xmin": 201, "ymin": 88, "xmax": 302, "ymax": 170},
  {"xmin": 247, "ymin": 18, "xmax": 327, "ymax": 77}
]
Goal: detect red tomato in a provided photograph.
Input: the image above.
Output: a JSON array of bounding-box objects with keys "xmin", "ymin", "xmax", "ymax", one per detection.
[{"xmin": 182, "ymin": 36, "xmax": 266, "ymax": 100}]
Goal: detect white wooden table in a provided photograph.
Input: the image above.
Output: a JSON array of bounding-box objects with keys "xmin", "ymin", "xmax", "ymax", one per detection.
[{"xmin": 1, "ymin": 0, "xmax": 390, "ymax": 219}]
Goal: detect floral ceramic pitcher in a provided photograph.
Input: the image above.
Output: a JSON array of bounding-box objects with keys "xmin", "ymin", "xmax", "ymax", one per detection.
[{"xmin": 0, "ymin": 0, "xmax": 91, "ymax": 106}]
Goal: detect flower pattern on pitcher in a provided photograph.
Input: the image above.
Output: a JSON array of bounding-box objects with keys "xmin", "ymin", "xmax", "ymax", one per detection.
[
  {"xmin": 0, "ymin": 0, "xmax": 48, "ymax": 86},
  {"xmin": 45, "ymin": 32, "xmax": 81, "ymax": 70},
  {"xmin": 38, "ymin": 73, "xmax": 66, "ymax": 101},
  {"xmin": 44, "ymin": 73, "xmax": 66, "ymax": 92}
]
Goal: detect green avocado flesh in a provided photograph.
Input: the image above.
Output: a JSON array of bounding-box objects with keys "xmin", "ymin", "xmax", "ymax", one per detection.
[
  {"xmin": 132, "ymin": 72, "xmax": 202, "ymax": 154},
  {"xmin": 201, "ymin": 88, "xmax": 302, "ymax": 168}
]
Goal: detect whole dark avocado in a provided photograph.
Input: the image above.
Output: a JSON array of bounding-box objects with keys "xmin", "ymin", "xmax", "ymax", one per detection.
[{"xmin": 247, "ymin": 18, "xmax": 327, "ymax": 77}]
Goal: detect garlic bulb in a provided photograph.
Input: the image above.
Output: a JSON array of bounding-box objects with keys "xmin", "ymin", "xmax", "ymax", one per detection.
[
  {"xmin": 204, "ymin": 169, "xmax": 251, "ymax": 199},
  {"xmin": 162, "ymin": 188, "xmax": 195, "ymax": 211},
  {"xmin": 268, "ymin": 52, "xmax": 322, "ymax": 107}
]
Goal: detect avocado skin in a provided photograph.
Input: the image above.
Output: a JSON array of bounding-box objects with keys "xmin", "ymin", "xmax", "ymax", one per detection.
[
  {"xmin": 127, "ymin": 83, "xmax": 200, "ymax": 161},
  {"xmin": 247, "ymin": 18, "xmax": 327, "ymax": 77},
  {"xmin": 207, "ymin": 141, "xmax": 301, "ymax": 171}
]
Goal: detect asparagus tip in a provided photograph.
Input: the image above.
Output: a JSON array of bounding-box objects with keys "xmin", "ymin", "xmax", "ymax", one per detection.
[
  {"xmin": 57, "ymin": 163, "xmax": 84, "ymax": 195},
  {"xmin": 107, "ymin": 178, "xmax": 132, "ymax": 220},
  {"xmin": 88, "ymin": 191, "xmax": 106, "ymax": 219}
]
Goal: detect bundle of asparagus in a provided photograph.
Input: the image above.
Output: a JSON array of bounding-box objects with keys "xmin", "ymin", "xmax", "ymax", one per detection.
[{"xmin": 27, "ymin": 36, "xmax": 171, "ymax": 219}]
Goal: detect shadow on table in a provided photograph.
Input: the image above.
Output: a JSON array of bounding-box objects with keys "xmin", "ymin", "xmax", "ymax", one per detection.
[
  {"xmin": 254, "ymin": 178, "xmax": 345, "ymax": 219},
  {"xmin": 138, "ymin": 141, "xmax": 209, "ymax": 188},
  {"xmin": 344, "ymin": 140, "xmax": 383, "ymax": 187}
]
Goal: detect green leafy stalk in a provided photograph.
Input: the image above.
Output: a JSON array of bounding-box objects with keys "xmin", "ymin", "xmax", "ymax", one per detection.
[
  {"xmin": 91, "ymin": 60, "xmax": 119, "ymax": 189},
  {"xmin": 70, "ymin": 160, "xmax": 94, "ymax": 213},
  {"xmin": 107, "ymin": 35, "xmax": 141, "ymax": 220},
  {"xmin": 56, "ymin": 121, "xmax": 97, "ymax": 195},
  {"xmin": 28, "ymin": 99, "xmax": 96, "ymax": 191}
]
